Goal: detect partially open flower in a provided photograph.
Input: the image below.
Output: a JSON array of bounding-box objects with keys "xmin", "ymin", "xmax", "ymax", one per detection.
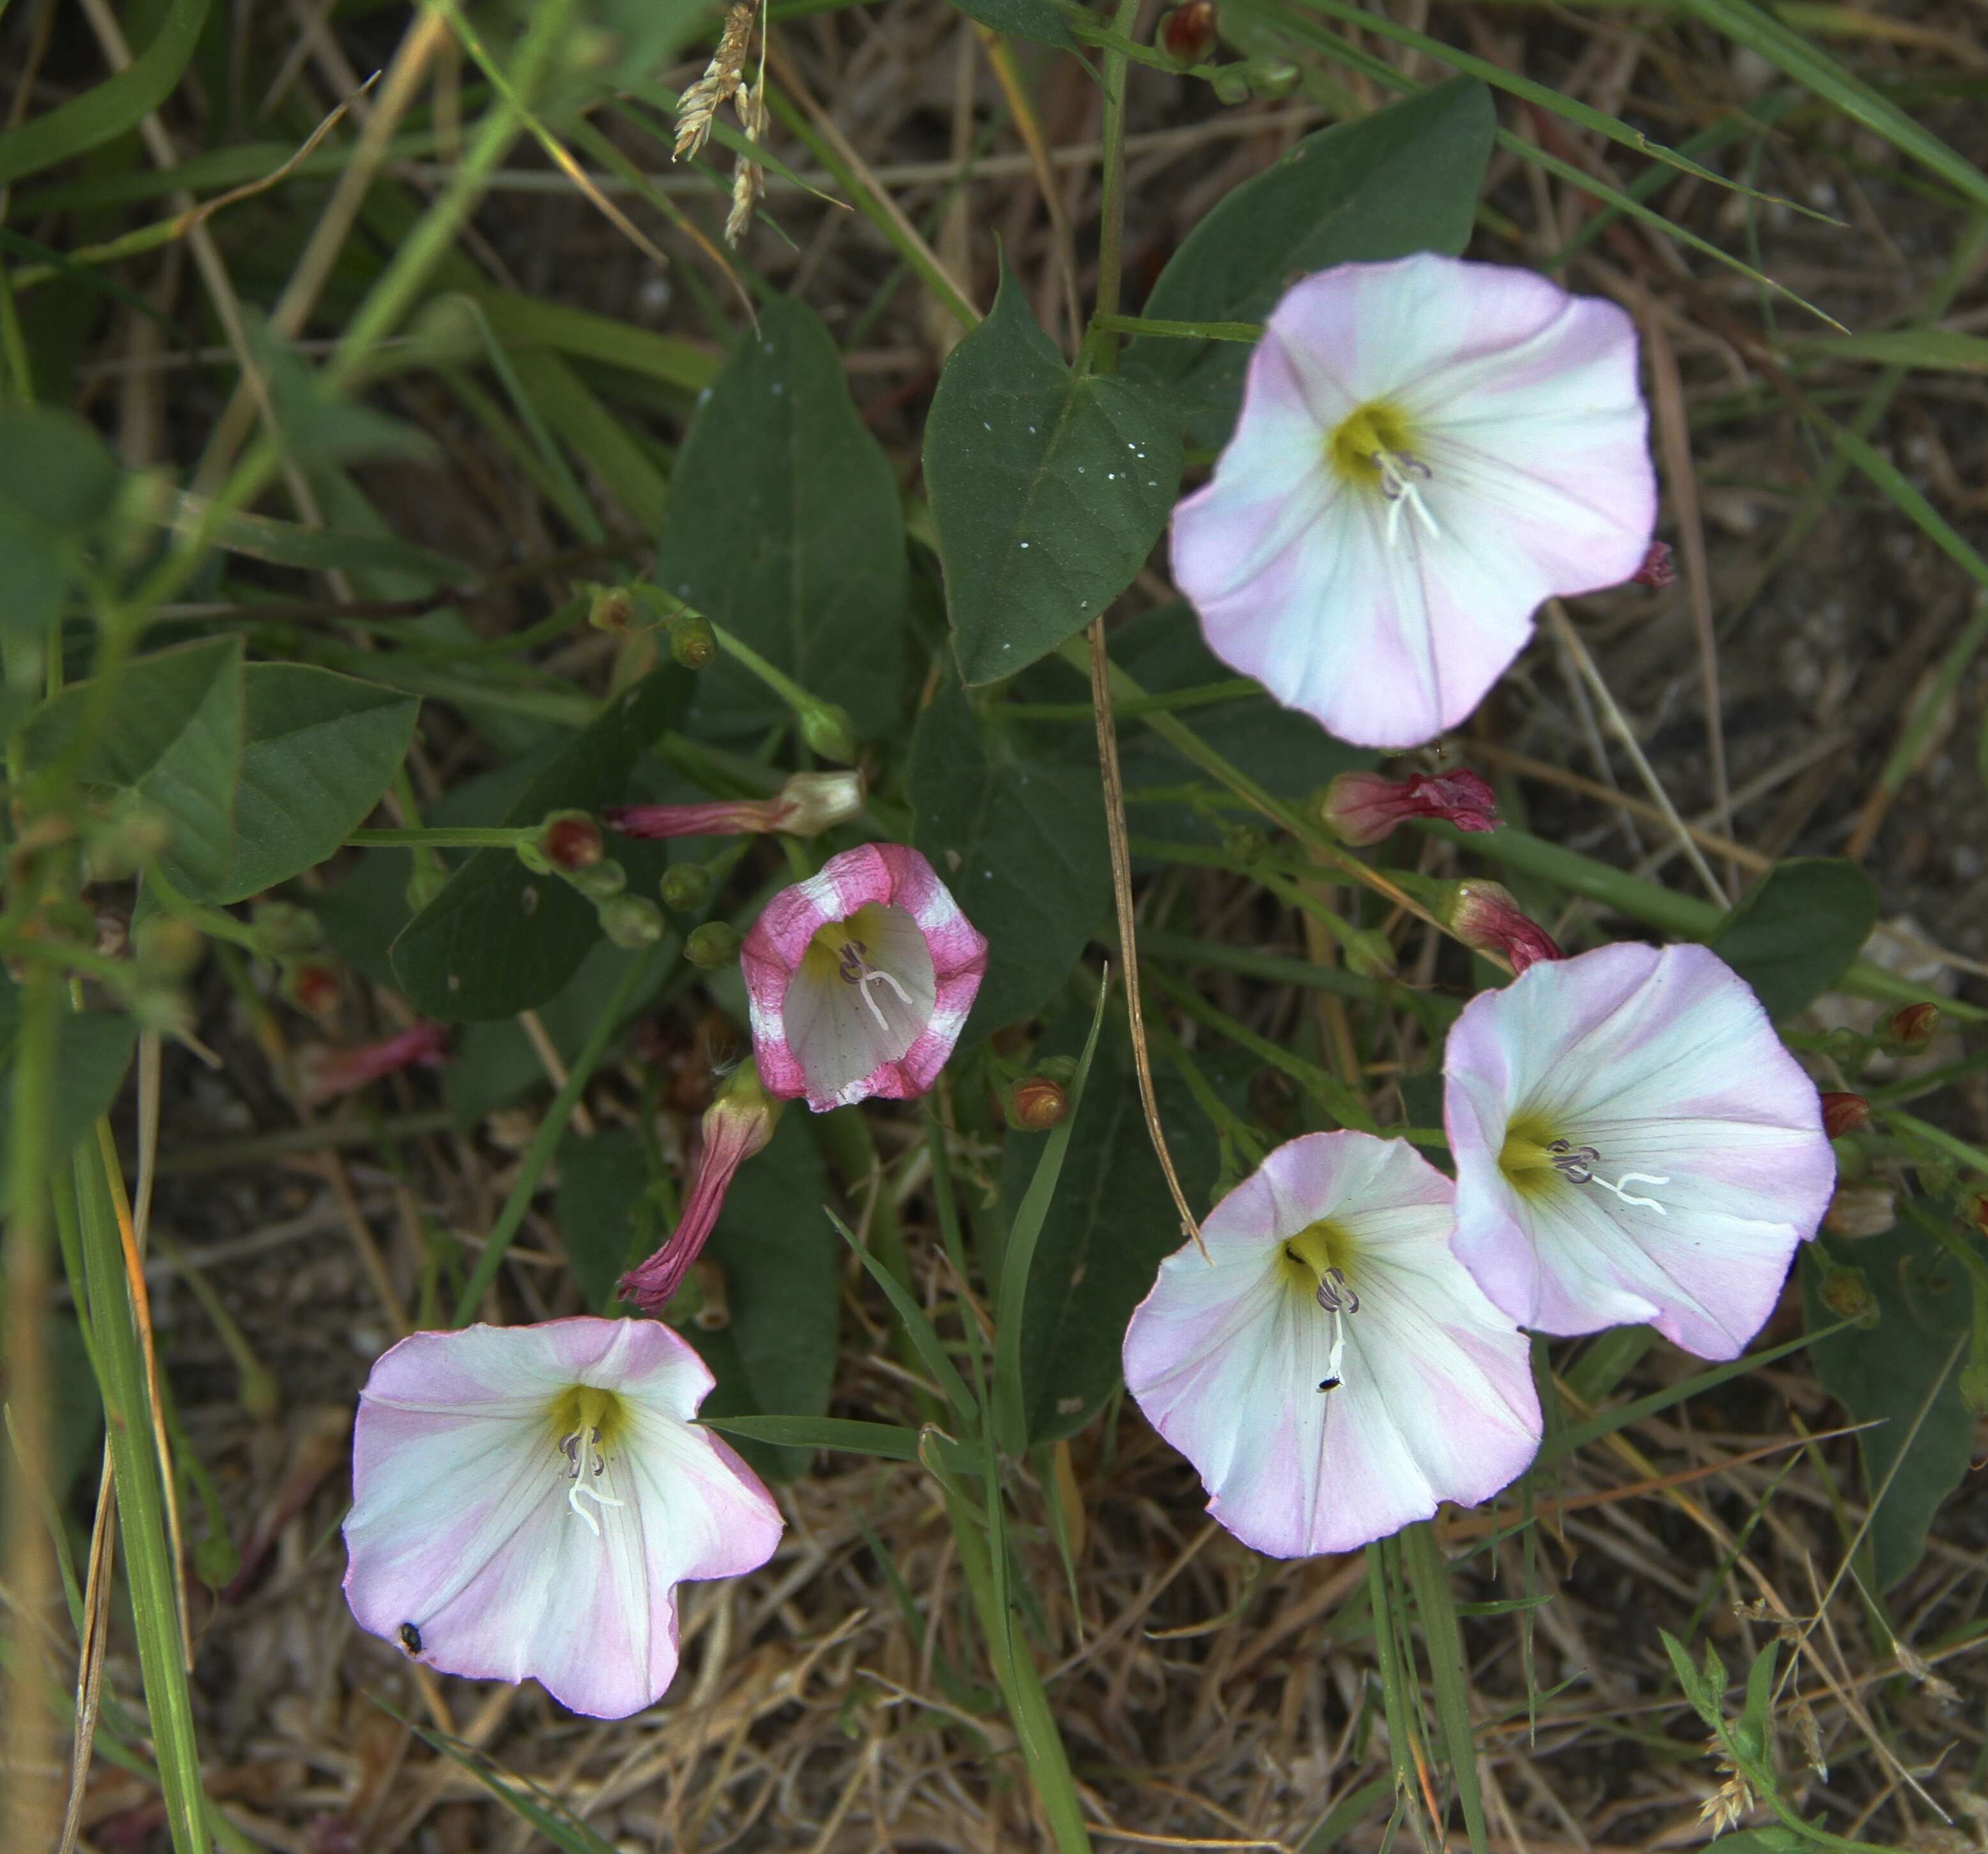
[
  {"xmin": 1172, "ymin": 254, "xmax": 1655, "ymax": 747},
  {"xmin": 619, "ymin": 1062, "xmax": 779, "ymax": 1315},
  {"xmin": 605, "ymin": 771, "xmax": 866, "ymax": 843},
  {"xmin": 299, "ymin": 1023, "xmax": 449, "ymax": 1103},
  {"xmin": 1445, "ymin": 879, "xmax": 1562, "ymax": 975},
  {"xmin": 1122, "ymin": 1131, "xmax": 1541, "ymax": 1557},
  {"xmin": 1321, "ymin": 766, "xmax": 1500, "ymax": 846},
  {"xmin": 742, "ymin": 844, "xmax": 988, "ymax": 1112},
  {"xmin": 343, "ymin": 1318, "xmax": 780, "ymax": 1719},
  {"xmin": 1445, "ymin": 943, "xmax": 1836, "ymax": 1359}
]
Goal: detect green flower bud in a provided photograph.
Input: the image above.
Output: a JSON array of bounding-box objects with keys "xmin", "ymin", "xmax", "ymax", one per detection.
[
  {"xmin": 568, "ymin": 858, "xmax": 628, "ymax": 901},
  {"xmin": 661, "ymin": 861, "xmax": 715, "ymax": 913},
  {"xmin": 600, "ymin": 894, "xmax": 665, "ymax": 949},
  {"xmin": 685, "ymin": 921, "xmax": 742, "ymax": 969},
  {"xmin": 669, "ymin": 609, "xmax": 717, "ymax": 670},
  {"xmin": 800, "ymin": 702, "xmax": 857, "ymax": 764}
]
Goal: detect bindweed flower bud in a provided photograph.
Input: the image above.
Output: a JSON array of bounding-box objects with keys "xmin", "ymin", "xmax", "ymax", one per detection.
[
  {"xmin": 620, "ymin": 1062, "xmax": 780, "ymax": 1313},
  {"xmin": 685, "ymin": 921, "xmax": 742, "ymax": 969},
  {"xmin": 1881, "ymin": 1003, "xmax": 1940, "ymax": 1050},
  {"xmin": 668, "ymin": 609, "xmax": 717, "ymax": 670},
  {"xmin": 1209, "ymin": 65, "xmax": 1250, "ymax": 104},
  {"xmin": 299, "ymin": 1023, "xmax": 450, "ymax": 1104},
  {"xmin": 1158, "ymin": 0, "xmax": 1216, "ymax": 65},
  {"xmin": 568, "ymin": 858, "xmax": 628, "ymax": 902},
  {"xmin": 609, "ymin": 769, "xmax": 866, "ymax": 844},
  {"xmin": 1824, "ymin": 1181, "xmax": 1895, "ymax": 1239},
  {"xmin": 1445, "ymin": 880, "xmax": 1561, "ymax": 975},
  {"xmin": 250, "ymin": 900, "xmax": 322, "ymax": 955},
  {"xmin": 1243, "ymin": 57, "xmax": 1298, "ymax": 98},
  {"xmin": 1320, "ymin": 767, "xmax": 1500, "ymax": 846},
  {"xmin": 1034, "ymin": 1054, "xmax": 1079, "ymax": 1085},
  {"xmin": 800, "ymin": 702, "xmax": 858, "ymax": 765},
  {"xmin": 1007, "ymin": 1076, "xmax": 1069, "ymax": 1131},
  {"xmin": 1821, "ymin": 1092, "xmax": 1869, "ymax": 1138},
  {"xmin": 1817, "ymin": 1260, "xmax": 1877, "ymax": 1325},
  {"xmin": 587, "ymin": 585, "xmax": 637, "ymax": 633},
  {"xmin": 134, "ymin": 914, "xmax": 205, "ymax": 979},
  {"xmin": 284, "ymin": 960, "xmax": 344, "ymax": 1019},
  {"xmin": 600, "ymin": 894, "xmax": 665, "ymax": 949},
  {"xmin": 661, "ymin": 861, "xmax": 715, "ymax": 913},
  {"xmin": 538, "ymin": 810, "xmax": 604, "ymax": 872},
  {"xmin": 1630, "ymin": 540, "xmax": 1676, "ymax": 588}
]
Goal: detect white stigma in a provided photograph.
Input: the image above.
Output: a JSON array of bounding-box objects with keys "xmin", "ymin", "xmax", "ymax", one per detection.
[
  {"xmin": 837, "ymin": 938, "xmax": 916, "ymax": 1034},
  {"xmin": 1372, "ymin": 450, "xmax": 1440, "ymax": 548},
  {"xmin": 1548, "ymin": 1139, "xmax": 1670, "ymax": 1215},
  {"xmin": 1314, "ymin": 1267, "xmax": 1360, "ymax": 1393},
  {"xmin": 559, "ymin": 1426, "xmax": 624, "ymax": 1537}
]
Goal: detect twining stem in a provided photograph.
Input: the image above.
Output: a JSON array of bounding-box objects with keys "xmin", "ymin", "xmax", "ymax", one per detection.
[{"xmin": 348, "ymin": 826, "xmax": 531, "ymax": 849}]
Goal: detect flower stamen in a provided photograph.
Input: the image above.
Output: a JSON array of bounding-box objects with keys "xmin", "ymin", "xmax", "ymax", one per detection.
[
  {"xmin": 1374, "ymin": 450, "xmax": 1440, "ymax": 547},
  {"xmin": 1314, "ymin": 1265, "xmax": 1360, "ymax": 1392},
  {"xmin": 835, "ymin": 938, "xmax": 915, "ymax": 1034},
  {"xmin": 559, "ymin": 1425, "xmax": 625, "ymax": 1538},
  {"xmin": 1548, "ymin": 1139, "xmax": 1669, "ymax": 1214}
]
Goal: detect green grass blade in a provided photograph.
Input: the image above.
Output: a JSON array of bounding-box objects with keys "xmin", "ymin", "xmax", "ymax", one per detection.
[
  {"xmin": 699, "ymin": 1414, "xmax": 926, "ymax": 1460},
  {"xmin": 1672, "ymin": 0, "xmax": 1988, "ymax": 215},
  {"xmin": 828, "ymin": 1207, "xmax": 981, "ymax": 1421},
  {"xmin": 0, "ymin": 0, "xmax": 213, "ymax": 189},
  {"xmin": 1400, "ymin": 1522, "xmax": 1489, "ymax": 1854},
  {"xmin": 990, "ymin": 975, "xmax": 1110, "ymax": 1456},
  {"xmin": 67, "ymin": 1142, "xmax": 206, "ymax": 1853}
]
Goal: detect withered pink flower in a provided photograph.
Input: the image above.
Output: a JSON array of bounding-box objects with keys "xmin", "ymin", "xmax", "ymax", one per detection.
[
  {"xmin": 1630, "ymin": 540, "xmax": 1677, "ymax": 588},
  {"xmin": 299, "ymin": 1023, "xmax": 449, "ymax": 1103},
  {"xmin": 742, "ymin": 843, "xmax": 988, "ymax": 1112},
  {"xmin": 1446, "ymin": 881, "xmax": 1562, "ymax": 976},
  {"xmin": 619, "ymin": 1062, "xmax": 779, "ymax": 1314},
  {"xmin": 1322, "ymin": 766, "xmax": 1500, "ymax": 846},
  {"xmin": 605, "ymin": 771, "xmax": 864, "ymax": 842}
]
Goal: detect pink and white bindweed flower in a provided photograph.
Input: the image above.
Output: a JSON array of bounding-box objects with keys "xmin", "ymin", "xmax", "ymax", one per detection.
[
  {"xmin": 742, "ymin": 842, "xmax": 988, "ymax": 1111},
  {"xmin": 343, "ymin": 1318, "xmax": 780, "ymax": 1719},
  {"xmin": 1444, "ymin": 942, "xmax": 1837, "ymax": 1360},
  {"xmin": 605, "ymin": 769, "xmax": 866, "ymax": 842},
  {"xmin": 619, "ymin": 1062, "xmax": 779, "ymax": 1314},
  {"xmin": 1122, "ymin": 1131, "xmax": 1541, "ymax": 1558},
  {"xmin": 1172, "ymin": 253, "xmax": 1656, "ymax": 748}
]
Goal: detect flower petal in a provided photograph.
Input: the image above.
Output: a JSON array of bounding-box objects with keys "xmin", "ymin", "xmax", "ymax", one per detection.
[
  {"xmin": 343, "ymin": 1320, "xmax": 781, "ymax": 1719},
  {"xmin": 1445, "ymin": 942, "xmax": 1835, "ymax": 1357},
  {"xmin": 1172, "ymin": 254, "xmax": 1654, "ymax": 748},
  {"xmin": 1124, "ymin": 1132, "xmax": 1540, "ymax": 1557}
]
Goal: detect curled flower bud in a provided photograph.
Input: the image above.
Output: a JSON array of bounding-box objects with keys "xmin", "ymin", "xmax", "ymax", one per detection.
[
  {"xmin": 569, "ymin": 859, "xmax": 628, "ymax": 902},
  {"xmin": 1824, "ymin": 1182, "xmax": 1895, "ymax": 1239},
  {"xmin": 1158, "ymin": 0, "xmax": 1216, "ymax": 66},
  {"xmin": 1881, "ymin": 1003, "xmax": 1940, "ymax": 1050},
  {"xmin": 1007, "ymin": 1076, "xmax": 1069, "ymax": 1131},
  {"xmin": 1444, "ymin": 881, "xmax": 1561, "ymax": 975},
  {"xmin": 1820, "ymin": 1092, "xmax": 1869, "ymax": 1139},
  {"xmin": 1817, "ymin": 1260, "xmax": 1877, "ymax": 1325},
  {"xmin": 588, "ymin": 585, "xmax": 637, "ymax": 633},
  {"xmin": 251, "ymin": 900, "xmax": 322, "ymax": 955},
  {"xmin": 685, "ymin": 922, "xmax": 742, "ymax": 969},
  {"xmin": 668, "ymin": 609, "xmax": 717, "ymax": 670},
  {"xmin": 800, "ymin": 702, "xmax": 857, "ymax": 765},
  {"xmin": 608, "ymin": 770, "xmax": 867, "ymax": 844},
  {"xmin": 284, "ymin": 960, "xmax": 344, "ymax": 1019},
  {"xmin": 1319, "ymin": 768, "xmax": 1500, "ymax": 847},
  {"xmin": 1630, "ymin": 540, "xmax": 1676, "ymax": 588},
  {"xmin": 620, "ymin": 1062, "xmax": 780, "ymax": 1313},
  {"xmin": 299, "ymin": 1023, "xmax": 449, "ymax": 1104},
  {"xmin": 662, "ymin": 861, "xmax": 715, "ymax": 913},
  {"xmin": 540, "ymin": 810, "xmax": 605, "ymax": 872},
  {"xmin": 600, "ymin": 894, "xmax": 665, "ymax": 950}
]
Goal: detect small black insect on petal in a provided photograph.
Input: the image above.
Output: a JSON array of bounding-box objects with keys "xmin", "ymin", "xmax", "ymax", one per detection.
[{"xmin": 398, "ymin": 1621, "xmax": 424, "ymax": 1655}]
